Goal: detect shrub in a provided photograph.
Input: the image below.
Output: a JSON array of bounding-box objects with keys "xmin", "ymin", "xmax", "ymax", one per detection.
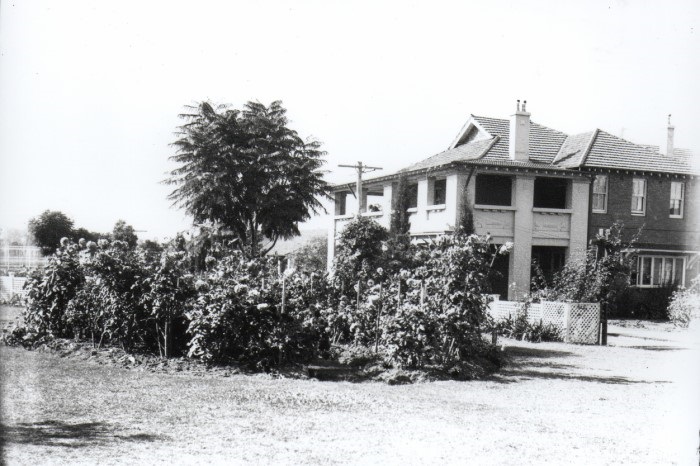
[
  {"xmin": 186, "ymin": 254, "xmax": 326, "ymax": 369},
  {"xmin": 531, "ymin": 222, "xmax": 635, "ymax": 313},
  {"xmin": 611, "ymin": 284, "xmax": 676, "ymax": 320},
  {"xmin": 140, "ymin": 250, "xmax": 196, "ymax": 357},
  {"xmin": 668, "ymin": 276, "xmax": 700, "ymax": 327},
  {"xmin": 489, "ymin": 313, "xmax": 562, "ymax": 342},
  {"xmin": 333, "ymin": 216, "xmax": 389, "ymax": 287},
  {"xmin": 24, "ymin": 239, "xmax": 85, "ymax": 337},
  {"xmin": 381, "ymin": 234, "xmax": 506, "ymax": 369}
]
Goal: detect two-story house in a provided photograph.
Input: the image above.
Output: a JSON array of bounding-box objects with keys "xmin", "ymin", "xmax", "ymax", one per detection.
[{"xmin": 328, "ymin": 102, "xmax": 699, "ymax": 300}]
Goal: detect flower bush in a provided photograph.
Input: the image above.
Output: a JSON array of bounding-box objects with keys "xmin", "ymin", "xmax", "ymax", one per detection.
[
  {"xmin": 186, "ymin": 254, "xmax": 327, "ymax": 369},
  {"xmin": 24, "ymin": 239, "xmax": 85, "ymax": 337}
]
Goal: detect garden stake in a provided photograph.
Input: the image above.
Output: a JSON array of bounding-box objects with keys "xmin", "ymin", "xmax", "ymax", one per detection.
[
  {"xmin": 397, "ymin": 279, "xmax": 402, "ymax": 310},
  {"xmin": 356, "ymin": 280, "xmax": 361, "ymax": 314},
  {"xmin": 375, "ymin": 282, "xmax": 383, "ymax": 353}
]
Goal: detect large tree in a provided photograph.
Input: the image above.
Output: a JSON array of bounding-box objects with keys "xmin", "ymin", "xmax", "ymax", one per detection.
[
  {"xmin": 165, "ymin": 101, "xmax": 330, "ymax": 257},
  {"xmin": 28, "ymin": 210, "xmax": 75, "ymax": 254}
]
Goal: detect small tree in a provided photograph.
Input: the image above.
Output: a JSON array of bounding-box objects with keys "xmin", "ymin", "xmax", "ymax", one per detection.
[
  {"xmin": 28, "ymin": 210, "xmax": 75, "ymax": 254},
  {"xmin": 165, "ymin": 100, "xmax": 331, "ymax": 258},
  {"xmin": 112, "ymin": 220, "xmax": 138, "ymax": 248},
  {"xmin": 333, "ymin": 216, "xmax": 389, "ymax": 286}
]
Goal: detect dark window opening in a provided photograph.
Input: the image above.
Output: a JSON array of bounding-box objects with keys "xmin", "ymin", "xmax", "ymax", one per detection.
[
  {"xmin": 335, "ymin": 192, "xmax": 348, "ymax": 216},
  {"xmin": 531, "ymin": 246, "xmax": 567, "ymax": 286},
  {"xmin": 475, "ymin": 175, "xmax": 512, "ymax": 206},
  {"xmin": 432, "ymin": 179, "xmax": 446, "ymax": 205},
  {"xmin": 487, "ymin": 244, "xmax": 510, "ymax": 298},
  {"xmin": 533, "ymin": 178, "xmax": 568, "ymax": 209},
  {"xmin": 407, "ymin": 184, "xmax": 418, "ymax": 209}
]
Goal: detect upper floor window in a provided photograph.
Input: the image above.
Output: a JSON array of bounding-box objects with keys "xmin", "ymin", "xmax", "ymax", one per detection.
[
  {"xmin": 670, "ymin": 181, "xmax": 684, "ymax": 218},
  {"xmin": 406, "ymin": 183, "xmax": 418, "ymax": 209},
  {"xmin": 533, "ymin": 177, "xmax": 568, "ymax": 209},
  {"xmin": 592, "ymin": 175, "xmax": 608, "ymax": 213},
  {"xmin": 475, "ymin": 174, "xmax": 512, "ymax": 206},
  {"xmin": 429, "ymin": 178, "xmax": 446, "ymax": 206},
  {"xmin": 631, "ymin": 178, "xmax": 646, "ymax": 215}
]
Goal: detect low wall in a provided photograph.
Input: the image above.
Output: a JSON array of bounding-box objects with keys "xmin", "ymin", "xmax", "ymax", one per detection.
[{"xmin": 486, "ymin": 298, "xmax": 600, "ymax": 344}]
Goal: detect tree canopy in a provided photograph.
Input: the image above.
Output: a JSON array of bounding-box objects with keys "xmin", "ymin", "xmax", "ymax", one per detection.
[
  {"xmin": 28, "ymin": 210, "xmax": 75, "ymax": 254},
  {"xmin": 112, "ymin": 220, "xmax": 138, "ymax": 248},
  {"xmin": 165, "ymin": 100, "xmax": 330, "ymax": 257}
]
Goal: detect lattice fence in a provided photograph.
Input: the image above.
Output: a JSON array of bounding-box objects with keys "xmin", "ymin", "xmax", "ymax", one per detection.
[{"xmin": 487, "ymin": 298, "xmax": 600, "ymax": 344}]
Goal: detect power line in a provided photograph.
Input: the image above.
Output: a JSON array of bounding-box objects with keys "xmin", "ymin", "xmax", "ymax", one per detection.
[{"xmin": 338, "ymin": 162, "xmax": 383, "ymax": 214}]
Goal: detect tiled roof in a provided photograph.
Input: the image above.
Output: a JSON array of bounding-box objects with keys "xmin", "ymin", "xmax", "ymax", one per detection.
[
  {"xmin": 400, "ymin": 137, "xmax": 494, "ymax": 172},
  {"xmin": 471, "ymin": 116, "xmax": 568, "ymax": 164},
  {"xmin": 553, "ymin": 131, "xmax": 597, "ymax": 168},
  {"xmin": 344, "ymin": 114, "xmax": 698, "ymax": 188},
  {"xmin": 583, "ymin": 131, "xmax": 697, "ymax": 174}
]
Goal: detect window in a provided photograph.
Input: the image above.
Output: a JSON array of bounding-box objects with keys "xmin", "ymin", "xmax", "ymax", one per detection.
[
  {"xmin": 406, "ymin": 183, "xmax": 418, "ymax": 209},
  {"xmin": 432, "ymin": 178, "xmax": 446, "ymax": 205},
  {"xmin": 592, "ymin": 175, "xmax": 608, "ymax": 213},
  {"xmin": 475, "ymin": 175, "xmax": 512, "ymax": 206},
  {"xmin": 635, "ymin": 255, "xmax": 685, "ymax": 287},
  {"xmin": 670, "ymin": 181, "xmax": 684, "ymax": 218},
  {"xmin": 533, "ymin": 177, "xmax": 568, "ymax": 209},
  {"xmin": 631, "ymin": 178, "xmax": 646, "ymax": 215}
]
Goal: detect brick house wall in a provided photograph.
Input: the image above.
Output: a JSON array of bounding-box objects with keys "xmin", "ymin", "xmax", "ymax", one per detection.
[{"xmin": 588, "ymin": 173, "xmax": 699, "ymax": 250}]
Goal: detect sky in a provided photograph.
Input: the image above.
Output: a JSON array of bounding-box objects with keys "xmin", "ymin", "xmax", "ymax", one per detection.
[{"xmin": 1, "ymin": 0, "xmax": 699, "ymax": 242}]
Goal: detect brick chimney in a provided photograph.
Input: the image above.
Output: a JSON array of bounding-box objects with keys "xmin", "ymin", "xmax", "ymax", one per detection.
[
  {"xmin": 666, "ymin": 114, "xmax": 675, "ymax": 156},
  {"xmin": 509, "ymin": 99, "xmax": 530, "ymax": 162}
]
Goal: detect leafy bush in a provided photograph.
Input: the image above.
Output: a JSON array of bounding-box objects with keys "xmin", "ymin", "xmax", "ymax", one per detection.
[
  {"xmin": 489, "ymin": 313, "xmax": 562, "ymax": 342},
  {"xmin": 333, "ymin": 216, "xmax": 389, "ymax": 287},
  {"xmin": 140, "ymin": 250, "xmax": 196, "ymax": 356},
  {"xmin": 611, "ymin": 284, "xmax": 676, "ymax": 320},
  {"xmin": 328, "ymin": 233, "xmax": 507, "ymax": 371},
  {"xmin": 186, "ymin": 254, "xmax": 326, "ymax": 369},
  {"xmin": 668, "ymin": 276, "xmax": 700, "ymax": 327},
  {"xmin": 531, "ymin": 222, "xmax": 635, "ymax": 312},
  {"xmin": 24, "ymin": 238, "xmax": 85, "ymax": 337}
]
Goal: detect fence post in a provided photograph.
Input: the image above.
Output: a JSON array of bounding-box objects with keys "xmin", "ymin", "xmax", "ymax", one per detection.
[
  {"xmin": 564, "ymin": 303, "xmax": 571, "ymax": 344},
  {"xmin": 600, "ymin": 303, "xmax": 607, "ymax": 346}
]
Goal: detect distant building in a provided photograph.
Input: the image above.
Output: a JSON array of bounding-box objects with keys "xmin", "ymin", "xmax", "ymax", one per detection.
[{"xmin": 328, "ymin": 102, "xmax": 699, "ymax": 300}]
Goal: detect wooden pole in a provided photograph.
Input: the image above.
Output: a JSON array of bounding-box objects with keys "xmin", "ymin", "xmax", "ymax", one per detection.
[{"xmin": 375, "ymin": 282, "xmax": 383, "ymax": 353}]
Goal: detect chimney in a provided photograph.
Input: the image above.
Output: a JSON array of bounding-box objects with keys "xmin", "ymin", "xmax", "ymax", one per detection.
[
  {"xmin": 509, "ymin": 99, "xmax": 530, "ymax": 161},
  {"xmin": 666, "ymin": 114, "xmax": 675, "ymax": 156}
]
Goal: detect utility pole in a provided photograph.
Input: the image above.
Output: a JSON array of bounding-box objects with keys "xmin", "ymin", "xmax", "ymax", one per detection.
[{"xmin": 338, "ymin": 161, "xmax": 383, "ymax": 214}]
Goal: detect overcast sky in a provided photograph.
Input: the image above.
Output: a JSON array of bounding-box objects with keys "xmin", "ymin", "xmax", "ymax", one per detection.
[{"xmin": 1, "ymin": 0, "xmax": 698, "ymax": 241}]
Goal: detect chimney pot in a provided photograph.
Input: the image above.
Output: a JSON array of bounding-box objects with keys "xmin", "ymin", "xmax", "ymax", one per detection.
[
  {"xmin": 523, "ymin": 100, "xmax": 527, "ymax": 112},
  {"xmin": 666, "ymin": 114, "xmax": 675, "ymax": 156}
]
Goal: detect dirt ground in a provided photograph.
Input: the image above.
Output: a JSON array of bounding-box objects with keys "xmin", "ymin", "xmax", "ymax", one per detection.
[{"xmin": 1, "ymin": 310, "xmax": 699, "ymax": 465}]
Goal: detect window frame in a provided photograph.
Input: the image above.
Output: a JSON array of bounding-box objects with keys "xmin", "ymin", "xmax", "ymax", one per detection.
[
  {"xmin": 591, "ymin": 174, "xmax": 608, "ymax": 213},
  {"xmin": 474, "ymin": 174, "xmax": 513, "ymax": 207},
  {"xmin": 669, "ymin": 181, "xmax": 684, "ymax": 219},
  {"xmin": 406, "ymin": 183, "xmax": 418, "ymax": 210},
  {"xmin": 634, "ymin": 255, "xmax": 685, "ymax": 288},
  {"xmin": 429, "ymin": 177, "xmax": 447, "ymax": 207},
  {"xmin": 631, "ymin": 177, "xmax": 647, "ymax": 216}
]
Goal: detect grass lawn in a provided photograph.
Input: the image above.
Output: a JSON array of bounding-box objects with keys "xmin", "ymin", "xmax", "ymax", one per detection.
[{"xmin": 1, "ymin": 307, "xmax": 699, "ymax": 465}]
